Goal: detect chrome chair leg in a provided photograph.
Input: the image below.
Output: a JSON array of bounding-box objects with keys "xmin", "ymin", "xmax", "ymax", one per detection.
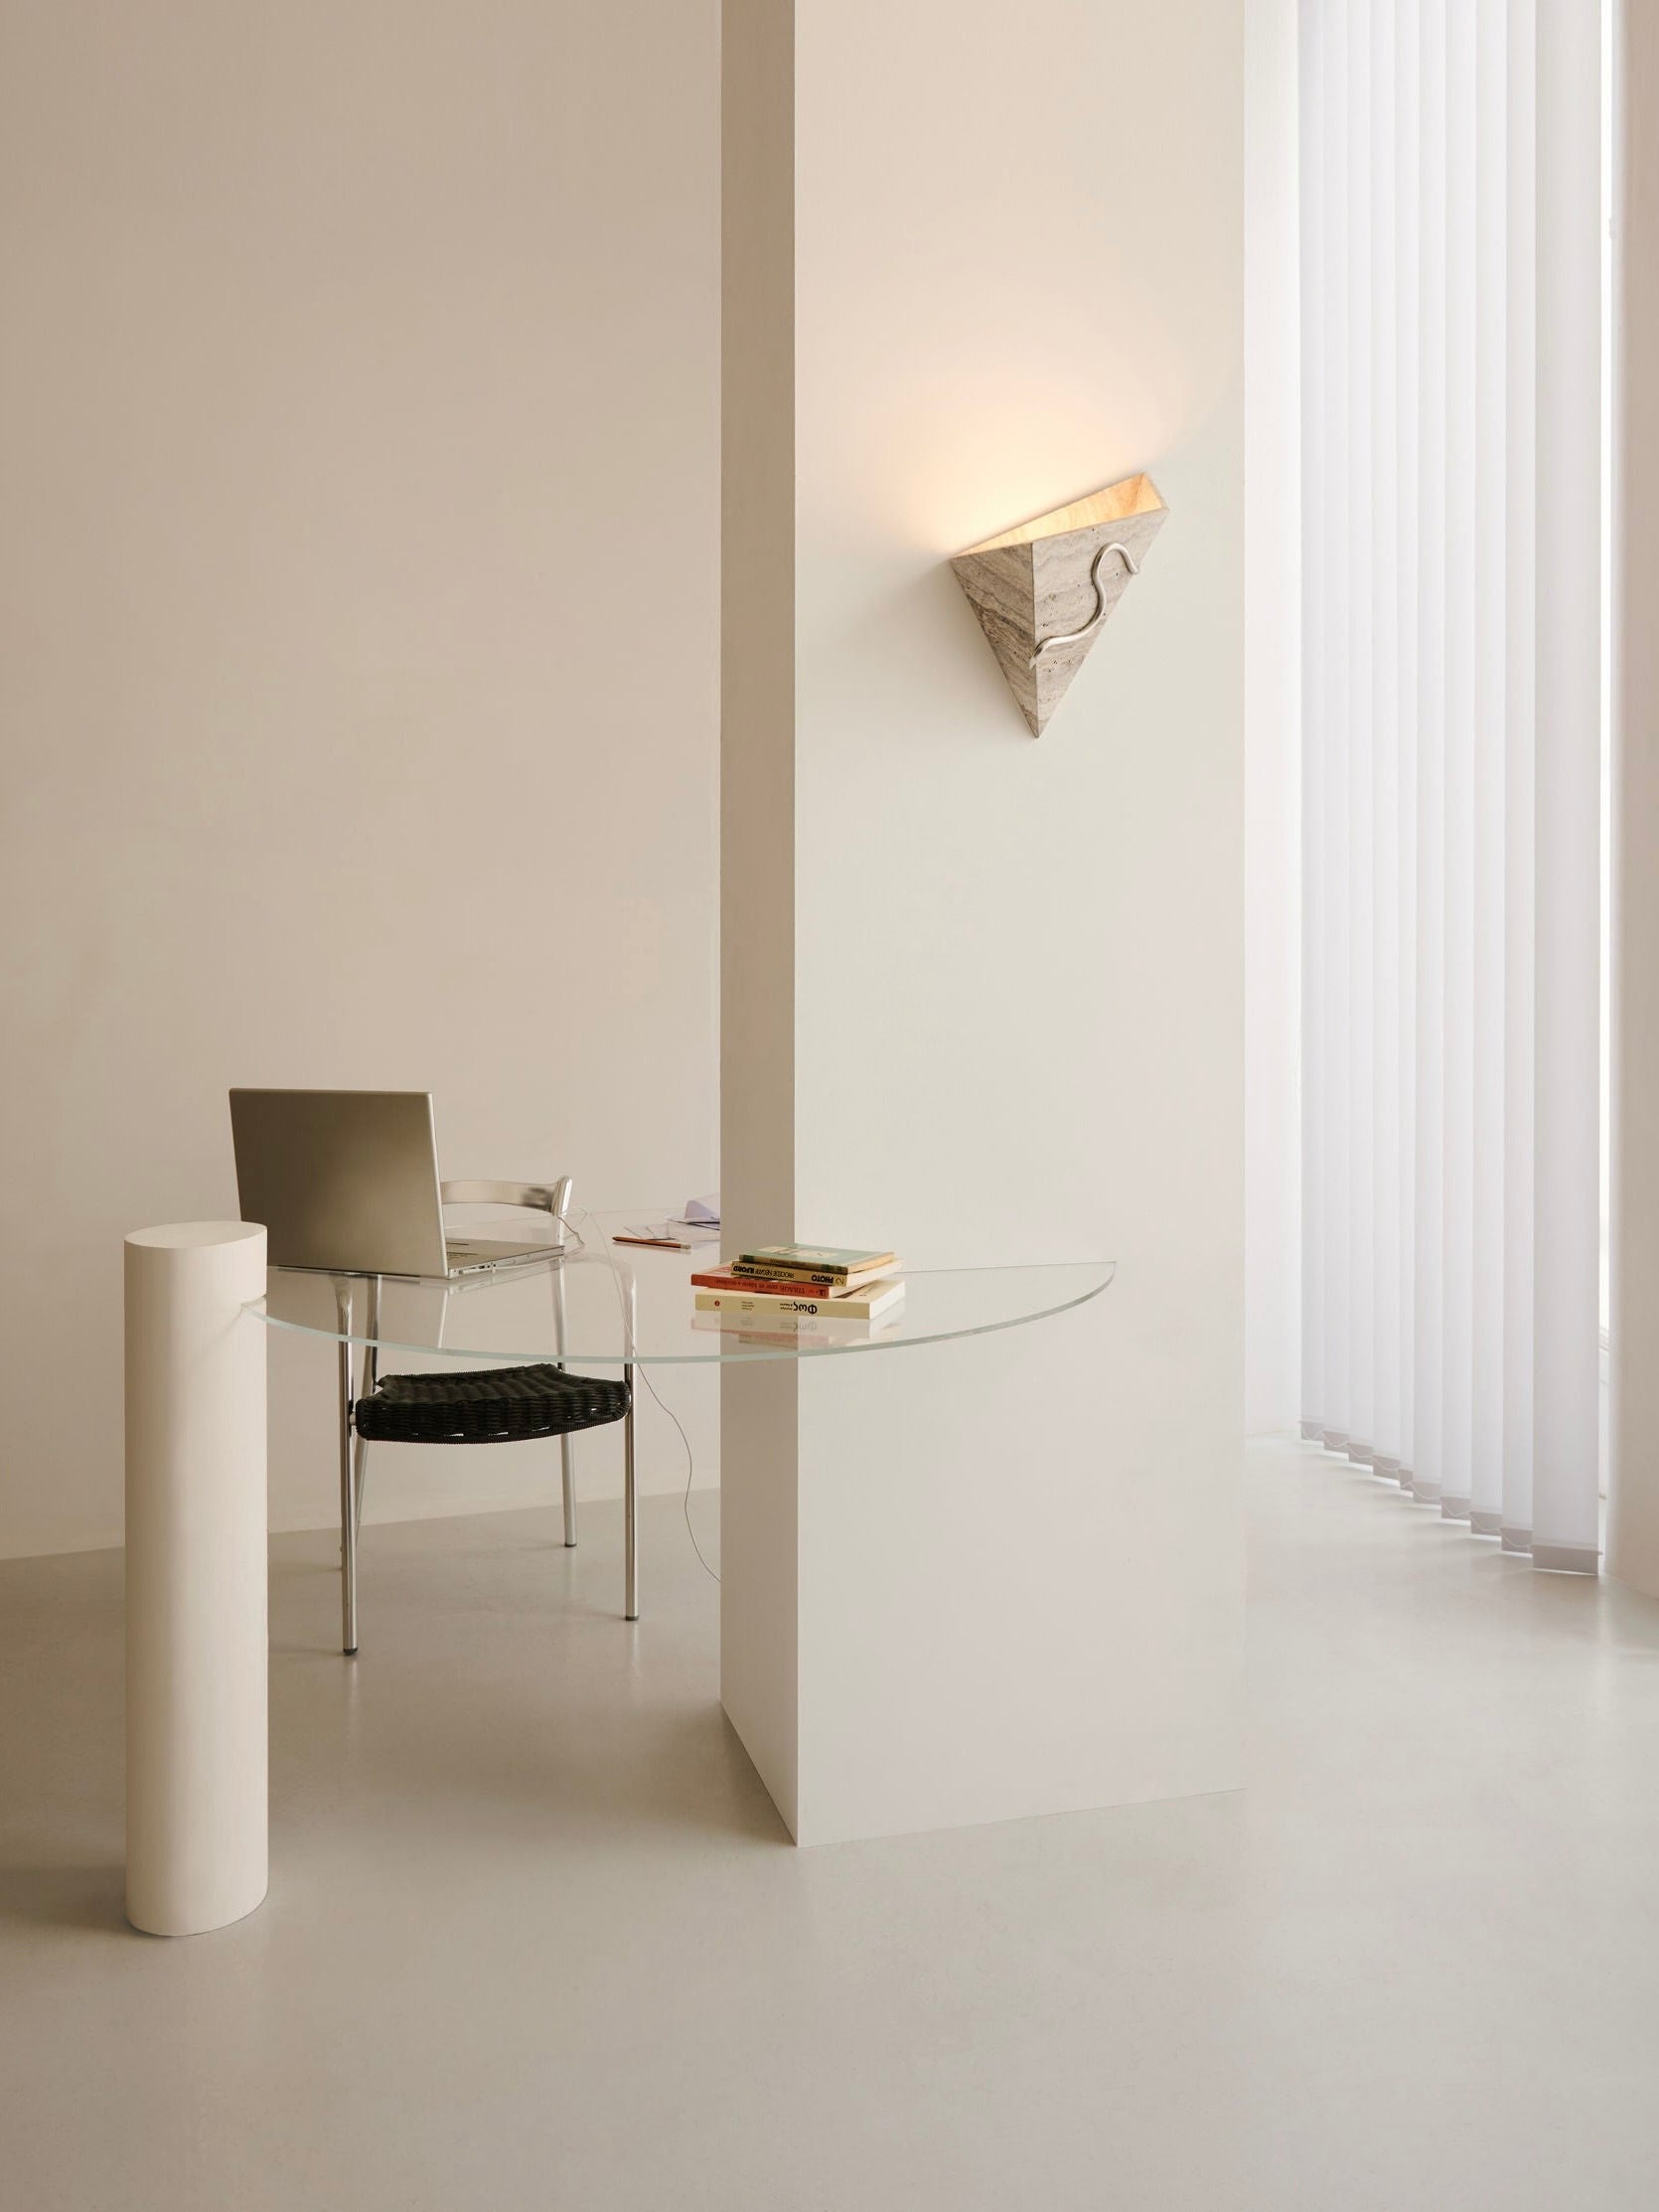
[
  {"xmin": 354, "ymin": 1279, "xmax": 379, "ymax": 1543},
  {"xmin": 336, "ymin": 1281, "xmax": 358, "ymax": 1656},
  {"xmin": 623, "ymin": 1366, "xmax": 638, "ymax": 1622},
  {"xmin": 552, "ymin": 1263, "xmax": 577, "ymax": 1546},
  {"xmin": 560, "ymin": 1437, "xmax": 577, "ymax": 1548}
]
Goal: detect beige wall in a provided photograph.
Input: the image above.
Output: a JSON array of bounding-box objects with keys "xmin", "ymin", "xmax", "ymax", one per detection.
[
  {"xmin": 719, "ymin": 0, "xmax": 801, "ymax": 1815},
  {"xmin": 723, "ymin": 0, "xmax": 1246, "ymax": 1841},
  {"xmin": 1610, "ymin": 3, "xmax": 1659, "ymax": 1594},
  {"xmin": 0, "ymin": 0, "xmax": 719, "ymax": 1557}
]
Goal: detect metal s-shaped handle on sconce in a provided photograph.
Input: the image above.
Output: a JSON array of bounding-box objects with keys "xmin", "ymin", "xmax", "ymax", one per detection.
[{"xmin": 1027, "ymin": 541, "xmax": 1141, "ymax": 670}]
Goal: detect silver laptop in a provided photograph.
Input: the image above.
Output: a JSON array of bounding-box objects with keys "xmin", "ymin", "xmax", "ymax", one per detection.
[{"xmin": 229, "ymin": 1089, "xmax": 554, "ymax": 1279}]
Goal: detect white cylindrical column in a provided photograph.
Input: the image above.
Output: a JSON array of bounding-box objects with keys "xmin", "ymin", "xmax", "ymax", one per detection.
[{"xmin": 125, "ymin": 1220, "xmax": 268, "ymax": 1937}]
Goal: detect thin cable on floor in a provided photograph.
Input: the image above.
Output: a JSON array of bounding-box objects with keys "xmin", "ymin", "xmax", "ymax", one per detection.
[
  {"xmin": 637, "ymin": 1363, "xmax": 719, "ymax": 1584},
  {"xmin": 592, "ymin": 1235, "xmax": 718, "ymax": 1585}
]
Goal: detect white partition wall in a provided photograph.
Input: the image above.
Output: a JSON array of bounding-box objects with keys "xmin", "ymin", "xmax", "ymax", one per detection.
[{"xmin": 721, "ymin": 0, "xmax": 1247, "ymax": 1845}]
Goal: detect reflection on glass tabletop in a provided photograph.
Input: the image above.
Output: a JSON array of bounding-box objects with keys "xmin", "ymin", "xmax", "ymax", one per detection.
[{"xmin": 247, "ymin": 1207, "xmax": 1116, "ymax": 1368}]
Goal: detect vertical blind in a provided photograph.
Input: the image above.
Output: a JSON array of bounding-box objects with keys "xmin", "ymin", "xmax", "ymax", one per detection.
[{"xmin": 1298, "ymin": 0, "xmax": 1602, "ymax": 1569}]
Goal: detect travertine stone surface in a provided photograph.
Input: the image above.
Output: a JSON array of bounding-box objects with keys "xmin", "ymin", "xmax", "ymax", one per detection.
[{"xmin": 950, "ymin": 473, "xmax": 1169, "ymax": 735}]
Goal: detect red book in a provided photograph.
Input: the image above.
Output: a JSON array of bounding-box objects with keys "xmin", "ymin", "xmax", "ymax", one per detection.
[{"xmin": 690, "ymin": 1267, "xmax": 871, "ymax": 1300}]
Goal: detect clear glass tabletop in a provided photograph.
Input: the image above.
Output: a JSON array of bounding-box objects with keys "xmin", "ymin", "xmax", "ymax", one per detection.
[{"xmin": 245, "ymin": 1206, "xmax": 1115, "ymax": 1367}]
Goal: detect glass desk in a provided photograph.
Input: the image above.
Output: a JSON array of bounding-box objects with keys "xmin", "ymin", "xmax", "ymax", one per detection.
[
  {"xmin": 128, "ymin": 1214, "xmax": 1113, "ymax": 1933},
  {"xmin": 246, "ymin": 1211, "xmax": 1115, "ymax": 1643},
  {"xmin": 249, "ymin": 1216, "xmax": 1117, "ymax": 1367}
]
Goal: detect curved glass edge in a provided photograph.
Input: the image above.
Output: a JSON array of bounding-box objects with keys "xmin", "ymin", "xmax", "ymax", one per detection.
[{"xmin": 241, "ymin": 1261, "xmax": 1117, "ymax": 1368}]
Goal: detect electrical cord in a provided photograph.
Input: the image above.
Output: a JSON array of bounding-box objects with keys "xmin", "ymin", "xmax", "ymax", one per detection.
[
  {"xmin": 587, "ymin": 1225, "xmax": 718, "ymax": 1586},
  {"xmin": 550, "ymin": 1204, "xmax": 589, "ymax": 1257},
  {"xmin": 636, "ymin": 1362, "xmax": 719, "ymax": 1584}
]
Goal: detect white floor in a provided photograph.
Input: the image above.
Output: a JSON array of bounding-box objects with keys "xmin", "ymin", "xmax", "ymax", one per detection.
[{"xmin": 4, "ymin": 1442, "xmax": 1659, "ymax": 2209}]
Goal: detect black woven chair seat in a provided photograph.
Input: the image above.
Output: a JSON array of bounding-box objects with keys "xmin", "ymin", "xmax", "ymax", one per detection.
[{"xmin": 355, "ymin": 1364, "xmax": 631, "ymax": 1447}]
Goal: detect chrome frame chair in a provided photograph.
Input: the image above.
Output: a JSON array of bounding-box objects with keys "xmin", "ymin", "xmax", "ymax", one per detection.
[{"xmin": 332, "ymin": 1176, "xmax": 638, "ymax": 1655}]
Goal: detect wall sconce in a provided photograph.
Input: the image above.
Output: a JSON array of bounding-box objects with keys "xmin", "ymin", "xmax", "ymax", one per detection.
[{"xmin": 950, "ymin": 472, "xmax": 1168, "ymax": 736}]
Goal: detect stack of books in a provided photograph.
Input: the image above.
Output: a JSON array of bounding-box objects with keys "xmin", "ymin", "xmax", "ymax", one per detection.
[{"xmin": 690, "ymin": 1244, "xmax": 905, "ymax": 1334}]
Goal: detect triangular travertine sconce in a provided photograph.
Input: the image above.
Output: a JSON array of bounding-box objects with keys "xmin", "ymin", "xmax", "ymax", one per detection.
[{"xmin": 950, "ymin": 472, "xmax": 1168, "ymax": 736}]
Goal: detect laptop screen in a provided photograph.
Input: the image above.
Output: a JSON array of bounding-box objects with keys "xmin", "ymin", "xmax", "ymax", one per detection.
[{"xmin": 228, "ymin": 1089, "xmax": 450, "ymax": 1277}]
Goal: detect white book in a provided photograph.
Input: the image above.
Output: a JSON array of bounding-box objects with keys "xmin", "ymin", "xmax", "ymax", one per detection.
[
  {"xmin": 692, "ymin": 1278, "xmax": 907, "ymax": 1323},
  {"xmin": 691, "ymin": 1311, "xmax": 902, "ymax": 1348}
]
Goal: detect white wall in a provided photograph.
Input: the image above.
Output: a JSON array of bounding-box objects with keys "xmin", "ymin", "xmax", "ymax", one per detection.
[
  {"xmin": 723, "ymin": 0, "xmax": 1247, "ymax": 1844},
  {"xmin": 1245, "ymin": 0, "xmax": 1303, "ymax": 1436},
  {"xmin": 0, "ymin": 0, "xmax": 719, "ymax": 1559}
]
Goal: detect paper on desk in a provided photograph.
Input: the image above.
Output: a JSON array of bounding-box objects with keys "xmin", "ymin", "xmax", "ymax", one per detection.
[{"xmin": 616, "ymin": 1220, "xmax": 720, "ymax": 1249}]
